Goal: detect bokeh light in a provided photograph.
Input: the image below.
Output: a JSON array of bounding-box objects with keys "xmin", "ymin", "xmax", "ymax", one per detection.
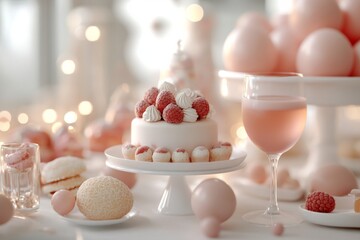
[
  {"xmin": 18, "ymin": 113, "xmax": 29, "ymax": 124},
  {"xmin": 185, "ymin": 4, "xmax": 204, "ymax": 22},
  {"xmin": 42, "ymin": 108, "xmax": 57, "ymax": 124},
  {"xmin": 64, "ymin": 111, "xmax": 78, "ymax": 124},
  {"xmin": 85, "ymin": 26, "xmax": 101, "ymax": 42},
  {"xmin": 78, "ymin": 101, "xmax": 93, "ymax": 116},
  {"xmin": 61, "ymin": 60, "xmax": 76, "ymax": 75}
]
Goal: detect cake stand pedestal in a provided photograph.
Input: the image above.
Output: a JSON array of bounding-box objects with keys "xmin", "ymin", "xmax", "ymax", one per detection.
[
  {"xmin": 218, "ymin": 70, "xmax": 360, "ymax": 176},
  {"xmin": 105, "ymin": 145, "xmax": 246, "ymax": 215}
]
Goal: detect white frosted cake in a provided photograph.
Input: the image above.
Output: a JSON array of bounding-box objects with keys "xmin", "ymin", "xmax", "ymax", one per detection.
[
  {"xmin": 131, "ymin": 118, "xmax": 218, "ymax": 154},
  {"xmin": 125, "ymin": 81, "xmax": 232, "ymax": 162}
]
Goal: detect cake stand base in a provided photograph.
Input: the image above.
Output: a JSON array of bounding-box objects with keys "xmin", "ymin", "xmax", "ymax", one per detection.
[{"xmin": 158, "ymin": 175, "xmax": 193, "ymax": 215}]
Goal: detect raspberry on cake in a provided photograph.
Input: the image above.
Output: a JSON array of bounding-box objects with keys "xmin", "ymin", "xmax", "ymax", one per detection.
[
  {"xmin": 144, "ymin": 87, "xmax": 159, "ymax": 105},
  {"xmin": 135, "ymin": 100, "xmax": 150, "ymax": 118},
  {"xmin": 191, "ymin": 146, "xmax": 210, "ymax": 162},
  {"xmin": 152, "ymin": 147, "xmax": 171, "ymax": 162},
  {"xmin": 135, "ymin": 145, "xmax": 153, "ymax": 162},
  {"xmin": 192, "ymin": 97, "xmax": 210, "ymax": 119},
  {"xmin": 155, "ymin": 90, "xmax": 176, "ymax": 114},
  {"xmin": 122, "ymin": 144, "xmax": 137, "ymax": 160},
  {"xmin": 163, "ymin": 103, "xmax": 184, "ymax": 124},
  {"xmin": 172, "ymin": 148, "xmax": 190, "ymax": 163}
]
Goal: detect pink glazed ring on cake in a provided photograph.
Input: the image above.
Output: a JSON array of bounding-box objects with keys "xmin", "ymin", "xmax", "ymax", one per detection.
[
  {"xmin": 172, "ymin": 148, "xmax": 190, "ymax": 163},
  {"xmin": 191, "ymin": 146, "xmax": 210, "ymax": 162},
  {"xmin": 153, "ymin": 147, "xmax": 171, "ymax": 162},
  {"xmin": 135, "ymin": 146, "xmax": 153, "ymax": 162}
]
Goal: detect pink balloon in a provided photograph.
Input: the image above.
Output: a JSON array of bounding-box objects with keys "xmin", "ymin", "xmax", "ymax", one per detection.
[
  {"xmin": 296, "ymin": 28, "xmax": 354, "ymax": 76},
  {"xmin": 191, "ymin": 178, "xmax": 236, "ymax": 223},
  {"xmin": 290, "ymin": 0, "xmax": 343, "ymax": 41},
  {"xmin": 339, "ymin": 0, "xmax": 360, "ymax": 44},
  {"xmin": 237, "ymin": 12, "xmax": 273, "ymax": 33},
  {"xmin": 271, "ymin": 26, "xmax": 301, "ymax": 72},
  {"xmin": 223, "ymin": 25, "xmax": 278, "ymax": 72}
]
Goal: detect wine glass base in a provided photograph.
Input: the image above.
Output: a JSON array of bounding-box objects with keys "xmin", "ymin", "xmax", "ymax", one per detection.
[{"xmin": 242, "ymin": 210, "xmax": 303, "ymax": 227}]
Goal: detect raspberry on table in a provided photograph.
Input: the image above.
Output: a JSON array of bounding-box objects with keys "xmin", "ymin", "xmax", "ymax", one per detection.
[
  {"xmin": 163, "ymin": 103, "xmax": 184, "ymax": 124},
  {"xmin": 305, "ymin": 191, "xmax": 335, "ymax": 213},
  {"xmin": 192, "ymin": 97, "xmax": 210, "ymax": 119},
  {"xmin": 155, "ymin": 90, "xmax": 176, "ymax": 114},
  {"xmin": 144, "ymin": 87, "xmax": 159, "ymax": 105},
  {"xmin": 135, "ymin": 100, "xmax": 150, "ymax": 118}
]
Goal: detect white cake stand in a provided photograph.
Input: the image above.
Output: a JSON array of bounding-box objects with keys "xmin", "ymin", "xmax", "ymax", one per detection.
[
  {"xmin": 218, "ymin": 70, "xmax": 360, "ymax": 175},
  {"xmin": 105, "ymin": 145, "xmax": 246, "ymax": 216}
]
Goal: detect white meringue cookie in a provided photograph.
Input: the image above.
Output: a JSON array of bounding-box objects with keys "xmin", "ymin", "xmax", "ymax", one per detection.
[
  {"xmin": 143, "ymin": 105, "xmax": 161, "ymax": 122},
  {"xmin": 183, "ymin": 108, "xmax": 198, "ymax": 122},
  {"xmin": 158, "ymin": 81, "xmax": 177, "ymax": 95}
]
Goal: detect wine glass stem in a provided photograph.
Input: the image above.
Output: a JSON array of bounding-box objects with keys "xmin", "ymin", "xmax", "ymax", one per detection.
[{"xmin": 266, "ymin": 153, "xmax": 281, "ymax": 215}]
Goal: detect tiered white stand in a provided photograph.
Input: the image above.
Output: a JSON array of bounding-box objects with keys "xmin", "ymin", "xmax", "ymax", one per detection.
[
  {"xmin": 218, "ymin": 70, "xmax": 360, "ymax": 175},
  {"xmin": 105, "ymin": 145, "xmax": 246, "ymax": 215}
]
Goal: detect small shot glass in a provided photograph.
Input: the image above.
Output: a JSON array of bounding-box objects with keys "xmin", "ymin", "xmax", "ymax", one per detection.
[{"xmin": 0, "ymin": 143, "xmax": 40, "ymax": 214}]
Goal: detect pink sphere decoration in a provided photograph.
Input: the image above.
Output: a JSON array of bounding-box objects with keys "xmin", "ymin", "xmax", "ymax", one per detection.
[
  {"xmin": 191, "ymin": 178, "xmax": 236, "ymax": 223},
  {"xmin": 310, "ymin": 164, "xmax": 358, "ymax": 196},
  {"xmin": 200, "ymin": 217, "xmax": 221, "ymax": 238},
  {"xmin": 290, "ymin": 0, "xmax": 343, "ymax": 41},
  {"xmin": 237, "ymin": 12, "xmax": 273, "ymax": 33},
  {"xmin": 223, "ymin": 25, "xmax": 278, "ymax": 72},
  {"xmin": 51, "ymin": 190, "xmax": 76, "ymax": 216},
  {"xmin": 339, "ymin": 0, "xmax": 360, "ymax": 44},
  {"xmin": 352, "ymin": 41, "xmax": 360, "ymax": 76},
  {"xmin": 296, "ymin": 28, "xmax": 354, "ymax": 76},
  {"xmin": 103, "ymin": 165, "xmax": 137, "ymax": 189},
  {"xmin": 271, "ymin": 26, "xmax": 301, "ymax": 72},
  {"xmin": 0, "ymin": 195, "xmax": 14, "ymax": 225},
  {"xmin": 272, "ymin": 223, "xmax": 284, "ymax": 236}
]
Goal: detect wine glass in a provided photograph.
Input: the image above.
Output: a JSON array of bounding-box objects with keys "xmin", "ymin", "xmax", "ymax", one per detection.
[{"xmin": 241, "ymin": 72, "xmax": 307, "ymax": 226}]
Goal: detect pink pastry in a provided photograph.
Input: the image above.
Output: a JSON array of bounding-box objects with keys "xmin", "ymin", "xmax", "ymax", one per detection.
[
  {"xmin": 135, "ymin": 146, "xmax": 153, "ymax": 161},
  {"xmin": 8, "ymin": 126, "xmax": 55, "ymax": 163},
  {"xmin": 191, "ymin": 146, "xmax": 210, "ymax": 162},
  {"xmin": 152, "ymin": 147, "xmax": 171, "ymax": 162},
  {"xmin": 84, "ymin": 119, "xmax": 123, "ymax": 152},
  {"xmin": 4, "ymin": 143, "xmax": 34, "ymax": 171},
  {"xmin": 172, "ymin": 148, "xmax": 190, "ymax": 163},
  {"xmin": 53, "ymin": 125, "xmax": 83, "ymax": 158},
  {"xmin": 122, "ymin": 144, "xmax": 137, "ymax": 160}
]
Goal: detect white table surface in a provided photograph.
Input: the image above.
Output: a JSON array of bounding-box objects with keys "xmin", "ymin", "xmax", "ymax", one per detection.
[{"xmin": 1, "ymin": 153, "xmax": 359, "ymax": 240}]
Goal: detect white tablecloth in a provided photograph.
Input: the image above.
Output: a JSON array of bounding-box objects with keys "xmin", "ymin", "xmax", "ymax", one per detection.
[{"xmin": 1, "ymin": 154, "xmax": 359, "ymax": 240}]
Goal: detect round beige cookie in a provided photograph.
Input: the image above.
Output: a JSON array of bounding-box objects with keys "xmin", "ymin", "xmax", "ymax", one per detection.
[
  {"xmin": 42, "ymin": 175, "xmax": 86, "ymax": 195},
  {"xmin": 41, "ymin": 156, "xmax": 86, "ymax": 184},
  {"xmin": 76, "ymin": 176, "xmax": 133, "ymax": 220}
]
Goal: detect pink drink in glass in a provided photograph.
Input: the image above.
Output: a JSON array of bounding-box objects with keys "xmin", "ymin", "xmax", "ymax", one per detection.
[{"xmin": 242, "ymin": 95, "xmax": 307, "ymax": 154}]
